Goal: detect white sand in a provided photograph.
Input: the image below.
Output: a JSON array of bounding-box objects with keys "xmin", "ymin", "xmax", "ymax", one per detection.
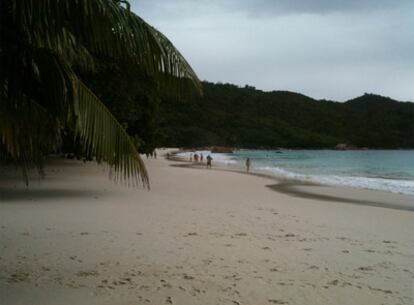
[{"xmin": 1, "ymin": 150, "xmax": 413, "ymax": 305}]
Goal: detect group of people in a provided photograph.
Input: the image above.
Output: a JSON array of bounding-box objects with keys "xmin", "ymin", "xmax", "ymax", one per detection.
[
  {"xmin": 144, "ymin": 149, "xmax": 251, "ymax": 172},
  {"xmin": 145, "ymin": 150, "xmax": 157, "ymax": 159},
  {"xmin": 190, "ymin": 152, "xmax": 213, "ymax": 168},
  {"xmin": 189, "ymin": 152, "xmax": 251, "ymax": 172}
]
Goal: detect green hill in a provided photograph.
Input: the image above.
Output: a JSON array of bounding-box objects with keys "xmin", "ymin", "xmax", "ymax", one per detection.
[{"xmin": 158, "ymin": 82, "xmax": 414, "ymax": 149}]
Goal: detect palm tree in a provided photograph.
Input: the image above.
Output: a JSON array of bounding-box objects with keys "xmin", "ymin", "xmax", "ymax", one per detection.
[{"xmin": 0, "ymin": 0, "xmax": 201, "ymax": 187}]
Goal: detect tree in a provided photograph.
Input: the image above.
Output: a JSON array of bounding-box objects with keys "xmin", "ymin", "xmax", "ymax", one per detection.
[{"xmin": 0, "ymin": 0, "xmax": 201, "ymax": 187}]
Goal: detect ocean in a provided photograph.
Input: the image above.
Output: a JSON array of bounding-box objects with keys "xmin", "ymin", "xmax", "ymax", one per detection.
[{"xmin": 178, "ymin": 150, "xmax": 414, "ymax": 195}]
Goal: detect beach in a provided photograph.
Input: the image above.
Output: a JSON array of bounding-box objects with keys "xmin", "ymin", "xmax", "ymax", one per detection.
[{"xmin": 0, "ymin": 150, "xmax": 413, "ymax": 305}]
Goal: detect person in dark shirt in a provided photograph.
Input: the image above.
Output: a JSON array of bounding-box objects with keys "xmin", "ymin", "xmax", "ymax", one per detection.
[
  {"xmin": 246, "ymin": 158, "xmax": 251, "ymax": 172},
  {"xmin": 206, "ymin": 155, "xmax": 213, "ymax": 168}
]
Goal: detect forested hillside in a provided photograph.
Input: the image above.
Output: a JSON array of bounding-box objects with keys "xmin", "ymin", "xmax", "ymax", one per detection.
[
  {"xmin": 82, "ymin": 68, "xmax": 414, "ymax": 151},
  {"xmin": 157, "ymin": 82, "xmax": 414, "ymax": 149}
]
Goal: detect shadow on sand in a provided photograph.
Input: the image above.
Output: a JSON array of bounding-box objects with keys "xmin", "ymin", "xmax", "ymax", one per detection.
[
  {"xmin": 0, "ymin": 187, "xmax": 102, "ymax": 202},
  {"xmin": 267, "ymin": 184, "xmax": 414, "ymax": 212}
]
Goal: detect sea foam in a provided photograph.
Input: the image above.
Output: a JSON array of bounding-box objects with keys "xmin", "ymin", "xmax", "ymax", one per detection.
[
  {"xmin": 176, "ymin": 150, "xmax": 414, "ymax": 195},
  {"xmin": 257, "ymin": 166, "xmax": 414, "ymax": 195}
]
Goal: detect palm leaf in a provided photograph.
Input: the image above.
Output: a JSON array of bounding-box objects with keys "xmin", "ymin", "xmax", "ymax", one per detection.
[
  {"xmin": 1, "ymin": 0, "xmax": 201, "ymax": 186},
  {"xmin": 75, "ymin": 78, "xmax": 149, "ymax": 188},
  {"xmin": 0, "ymin": 97, "xmax": 61, "ymax": 184},
  {"xmin": 2, "ymin": 0, "xmax": 201, "ymax": 91}
]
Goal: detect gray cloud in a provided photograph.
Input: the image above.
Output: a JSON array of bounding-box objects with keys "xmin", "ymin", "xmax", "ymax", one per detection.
[
  {"xmin": 134, "ymin": 0, "xmax": 413, "ymax": 18},
  {"xmin": 223, "ymin": 0, "xmax": 413, "ymax": 16},
  {"xmin": 131, "ymin": 0, "xmax": 414, "ymax": 101}
]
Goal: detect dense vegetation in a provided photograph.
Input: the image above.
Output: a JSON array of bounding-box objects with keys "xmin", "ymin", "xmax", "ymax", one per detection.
[
  {"xmin": 1, "ymin": 0, "xmax": 199, "ymax": 185},
  {"xmin": 156, "ymin": 82, "xmax": 414, "ymax": 149}
]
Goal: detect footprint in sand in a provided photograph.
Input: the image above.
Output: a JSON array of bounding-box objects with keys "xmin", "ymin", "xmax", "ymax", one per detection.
[
  {"xmin": 136, "ymin": 296, "xmax": 151, "ymax": 303},
  {"xmin": 224, "ymin": 274, "xmax": 242, "ymax": 281},
  {"xmin": 222, "ymin": 286, "xmax": 240, "ymax": 296},
  {"xmin": 268, "ymin": 299, "xmax": 288, "ymax": 304},
  {"xmin": 367, "ymin": 285, "xmax": 393, "ymax": 294},
  {"xmin": 160, "ymin": 279, "xmax": 172, "ymax": 288},
  {"xmin": 235, "ymin": 233, "xmax": 248, "ymax": 237},
  {"xmin": 183, "ymin": 274, "xmax": 195, "ymax": 280},
  {"xmin": 358, "ymin": 266, "xmax": 374, "ymax": 272},
  {"xmin": 189, "ymin": 287, "xmax": 201, "ymax": 297},
  {"xmin": 8, "ymin": 272, "xmax": 30, "ymax": 283},
  {"xmin": 76, "ymin": 270, "xmax": 99, "ymax": 277},
  {"xmin": 336, "ymin": 236, "xmax": 351, "ymax": 241},
  {"xmin": 113, "ymin": 279, "xmax": 128, "ymax": 286}
]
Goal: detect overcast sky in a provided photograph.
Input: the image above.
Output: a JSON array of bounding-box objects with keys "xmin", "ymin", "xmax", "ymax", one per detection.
[{"xmin": 131, "ymin": 0, "xmax": 414, "ymax": 101}]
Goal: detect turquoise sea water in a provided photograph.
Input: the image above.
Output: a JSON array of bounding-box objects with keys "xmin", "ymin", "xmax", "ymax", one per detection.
[{"xmin": 179, "ymin": 150, "xmax": 414, "ymax": 195}]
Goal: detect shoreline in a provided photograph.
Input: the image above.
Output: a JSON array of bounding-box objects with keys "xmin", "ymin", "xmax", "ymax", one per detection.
[
  {"xmin": 179, "ymin": 147, "xmax": 414, "ymax": 151},
  {"xmin": 169, "ymin": 150, "xmax": 414, "ymax": 212}
]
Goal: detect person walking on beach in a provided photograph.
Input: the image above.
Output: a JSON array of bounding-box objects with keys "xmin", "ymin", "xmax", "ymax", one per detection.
[
  {"xmin": 206, "ymin": 155, "xmax": 212, "ymax": 168},
  {"xmin": 246, "ymin": 157, "xmax": 251, "ymax": 172},
  {"xmin": 194, "ymin": 153, "xmax": 199, "ymax": 163},
  {"xmin": 200, "ymin": 153, "xmax": 204, "ymax": 163}
]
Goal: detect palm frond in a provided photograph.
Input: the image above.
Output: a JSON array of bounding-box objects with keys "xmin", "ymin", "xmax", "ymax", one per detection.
[
  {"xmin": 1, "ymin": 0, "xmax": 201, "ymax": 186},
  {"xmin": 0, "ymin": 97, "xmax": 61, "ymax": 184},
  {"xmin": 1, "ymin": 46, "xmax": 150, "ymax": 187},
  {"xmin": 75, "ymin": 78, "xmax": 149, "ymax": 188},
  {"xmin": 2, "ymin": 0, "xmax": 201, "ymax": 91}
]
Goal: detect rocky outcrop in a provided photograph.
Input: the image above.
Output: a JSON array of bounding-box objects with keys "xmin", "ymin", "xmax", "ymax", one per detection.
[
  {"xmin": 211, "ymin": 146, "xmax": 234, "ymax": 153},
  {"xmin": 334, "ymin": 143, "xmax": 356, "ymax": 150}
]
